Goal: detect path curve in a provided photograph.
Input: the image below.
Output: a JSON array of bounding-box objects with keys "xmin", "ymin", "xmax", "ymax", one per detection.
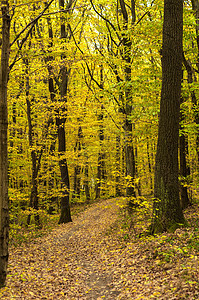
[
  {"xmin": 1, "ymin": 199, "xmax": 198, "ymax": 299},
  {"xmin": 0, "ymin": 199, "xmax": 123, "ymax": 300}
]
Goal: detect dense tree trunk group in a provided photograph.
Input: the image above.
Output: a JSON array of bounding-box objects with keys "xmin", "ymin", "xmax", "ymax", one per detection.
[{"xmin": 1, "ymin": 0, "xmax": 199, "ymax": 288}]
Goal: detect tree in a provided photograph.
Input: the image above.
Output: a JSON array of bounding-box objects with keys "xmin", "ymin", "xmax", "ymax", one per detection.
[
  {"xmin": 179, "ymin": 72, "xmax": 191, "ymax": 209},
  {"xmin": 0, "ymin": 0, "xmax": 56, "ymax": 285},
  {"xmin": 73, "ymin": 125, "xmax": 83, "ymax": 200},
  {"xmin": 90, "ymin": 0, "xmax": 137, "ymax": 198},
  {"xmin": 4, "ymin": 0, "xmax": 199, "ymax": 242},
  {"xmin": 151, "ymin": 0, "xmax": 185, "ymax": 233},
  {"xmin": 56, "ymin": 0, "xmax": 73, "ymax": 223},
  {"xmin": 183, "ymin": 0, "xmax": 199, "ymax": 165},
  {"xmin": 0, "ymin": 0, "xmax": 10, "ymax": 287},
  {"xmin": 95, "ymin": 104, "xmax": 106, "ymax": 199}
]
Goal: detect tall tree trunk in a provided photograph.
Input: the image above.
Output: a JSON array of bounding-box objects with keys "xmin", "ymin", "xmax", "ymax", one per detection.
[
  {"xmin": 90, "ymin": 0, "xmax": 136, "ymax": 198},
  {"xmin": 95, "ymin": 104, "xmax": 106, "ymax": 199},
  {"xmin": 119, "ymin": 0, "xmax": 136, "ymax": 198},
  {"xmin": 57, "ymin": 118, "xmax": 72, "ymax": 223},
  {"xmin": 151, "ymin": 0, "xmax": 185, "ymax": 233},
  {"xmin": 183, "ymin": 54, "xmax": 199, "ymax": 165},
  {"xmin": 24, "ymin": 57, "xmax": 41, "ymax": 227},
  {"xmin": 84, "ymin": 161, "xmax": 90, "ymax": 202},
  {"xmin": 179, "ymin": 131, "xmax": 191, "ymax": 209},
  {"xmin": 115, "ymin": 134, "xmax": 122, "ymax": 197},
  {"xmin": 179, "ymin": 83, "xmax": 191, "ymax": 209},
  {"xmin": 146, "ymin": 138, "xmax": 153, "ymax": 193},
  {"xmin": 0, "ymin": 0, "xmax": 10, "ymax": 287},
  {"xmin": 45, "ymin": 4, "xmax": 72, "ymax": 223},
  {"xmin": 135, "ymin": 145, "xmax": 141, "ymax": 196},
  {"xmin": 95, "ymin": 66, "xmax": 106, "ymax": 199},
  {"xmin": 80, "ymin": 126, "xmax": 90, "ymax": 202},
  {"xmin": 125, "ymin": 121, "xmax": 136, "ymax": 197},
  {"xmin": 58, "ymin": 0, "xmax": 72, "ymax": 223},
  {"xmin": 45, "ymin": 10, "xmax": 58, "ymax": 210},
  {"xmin": 186, "ymin": 0, "xmax": 199, "ymax": 164},
  {"xmin": 73, "ymin": 126, "xmax": 82, "ymax": 199}
]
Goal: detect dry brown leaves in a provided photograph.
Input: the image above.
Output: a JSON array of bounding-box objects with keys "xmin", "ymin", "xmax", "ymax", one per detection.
[{"xmin": 0, "ymin": 199, "xmax": 198, "ymax": 299}]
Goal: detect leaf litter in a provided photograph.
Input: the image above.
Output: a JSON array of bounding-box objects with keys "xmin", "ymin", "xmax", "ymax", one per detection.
[{"xmin": 0, "ymin": 198, "xmax": 199, "ymax": 299}]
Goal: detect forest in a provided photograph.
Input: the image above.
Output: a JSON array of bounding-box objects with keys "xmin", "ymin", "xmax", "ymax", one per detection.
[{"xmin": 0, "ymin": 0, "xmax": 199, "ymax": 298}]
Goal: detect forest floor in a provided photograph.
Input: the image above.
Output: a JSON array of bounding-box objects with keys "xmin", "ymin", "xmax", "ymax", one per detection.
[{"xmin": 0, "ymin": 197, "xmax": 199, "ymax": 299}]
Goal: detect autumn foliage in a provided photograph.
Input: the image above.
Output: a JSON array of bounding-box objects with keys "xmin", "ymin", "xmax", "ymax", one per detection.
[{"xmin": 0, "ymin": 0, "xmax": 198, "ymax": 297}]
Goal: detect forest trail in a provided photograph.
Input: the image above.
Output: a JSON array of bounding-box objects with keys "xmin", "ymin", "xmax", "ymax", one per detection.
[
  {"xmin": 0, "ymin": 198, "xmax": 199, "ymax": 299},
  {"xmin": 0, "ymin": 199, "xmax": 124, "ymax": 299}
]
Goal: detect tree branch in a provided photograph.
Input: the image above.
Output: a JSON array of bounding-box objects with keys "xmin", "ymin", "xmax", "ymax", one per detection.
[
  {"xmin": 10, "ymin": 0, "xmax": 54, "ymax": 47},
  {"xmin": 89, "ymin": 0, "xmax": 121, "ymax": 41}
]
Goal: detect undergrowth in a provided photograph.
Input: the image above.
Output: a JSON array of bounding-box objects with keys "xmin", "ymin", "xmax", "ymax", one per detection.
[{"xmin": 9, "ymin": 200, "xmax": 92, "ymax": 247}]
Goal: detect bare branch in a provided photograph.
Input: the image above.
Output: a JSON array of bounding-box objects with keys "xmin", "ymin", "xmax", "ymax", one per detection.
[
  {"xmin": 90, "ymin": 0, "xmax": 121, "ymax": 41},
  {"xmin": 119, "ymin": 0, "xmax": 128, "ymax": 24},
  {"xmin": 10, "ymin": 0, "xmax": 54, "ymax": 47},
  {"xmin": 9, "ymin": 0, "xmax": 54, "ymax": 71},
  {"xmin": 42, "ymin": 4, "xmax": 87, "ymax": 16}
]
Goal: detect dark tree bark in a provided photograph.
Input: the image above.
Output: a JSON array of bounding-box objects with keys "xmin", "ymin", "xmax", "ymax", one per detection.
[
  {"xmin": 73, "ymin": 126, "xmax": 83, "ymax": 199},
  {"xmin": 0, "ymin": 0, "xmax": 54, "ymax": 286},
  {"xmin": 44, "ymin": 1, "xmax": 72, "ymax": 223},
  {"xmin": 183, "ymin": 53, "xmax": 199, "ymax": 165},
  {"xmin": 57, "ymin": 117, "xmax": 72, "ymax": 223},
  {"xmin": 119, "ymin": 0, "xmax": 136, "ymax": 198},
  {"xmin": 24, "ymin": 57, "xmax": 41, "ymax": 227},
  {"xmin": 90, "ymin": 0, "xmax": 137, "ymax": 199},
  {"xmin": 151, "ymin": 0, "xmax": 185, "ymax": 233},
  {"xmin": 45, "ymin": 9, "xmax": 59, "ymax": 210},
  {"xmin": 0, "ymin": 0, "xmax": 10, "ymax": 287},
  {"xmin": 58, "ymin": 0, "xmax": 72, "ymax": 223},
  {"xmin": 146, "ymin": 138, "xmax": 153, "ymax": 193},
  {"xmin": 9, "ymin": 86, "xmax": 23, "ymax": 189},
  {"xmin": 179, "ymin": 74, "xmax": 191, "ymax": 210},
  {"xmin": 95, "ymin": 65, "xmax": 106, "ymax": 199},
  {"xmin": 191, "ymin": 0, "xmax": 199, "ymax": 69},
  {"xmin": 80, "ymin": 126, "xmax": 90, "ymax": 202},
  {"xmin": 95, "ymin": 104, "xmax": 106, "ymax": 199},
  {"xmin": 134, "ymin": 145, "xmax": 141, "ymax": 196},
  {"xmin": 115, "ymin": 134, "xmax": 122, "ymax": 197},
  {"xmin": 84, "ymin": 161, "xmax": 90, "ymax": 202},
  {"xmin": 179, "ymin": 130, "xmax": 191, "ymax": 209},
  {"xmin": 184, "ymin": 1, "xmax": 199, "ymax": 164},
  {"xmin": 124, "ymin": 121, "xmax": 136, "ymax": 198}
]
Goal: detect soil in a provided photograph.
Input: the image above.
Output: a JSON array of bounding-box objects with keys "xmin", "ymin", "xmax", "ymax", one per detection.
[{"xmin": 0, "ymin": 198, "xmax": 198, "ymax": 299}]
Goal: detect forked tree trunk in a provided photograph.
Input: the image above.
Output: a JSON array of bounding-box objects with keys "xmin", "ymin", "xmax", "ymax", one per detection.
[
  {"xmin": 151, "ymin": 0, "xmax": 185, "ymax": 233},
  {"xmin": 0, "ymin": 0, "xmax": 10, "ymax": 287}
]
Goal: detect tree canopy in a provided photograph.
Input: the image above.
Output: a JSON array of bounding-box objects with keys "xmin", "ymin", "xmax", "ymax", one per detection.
[{"xmin": 0, "ymin": 0, "xmax": 199, "ymax": 289}]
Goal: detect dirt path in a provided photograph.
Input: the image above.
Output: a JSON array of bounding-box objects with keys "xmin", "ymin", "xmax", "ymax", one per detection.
[
  {"xmin": 0, "ymin": 199, "xmax": 124, "ymax": 299},
  {"xmin": 0, "ymin": 198, "xmax": 199, "ymax": 299}
]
